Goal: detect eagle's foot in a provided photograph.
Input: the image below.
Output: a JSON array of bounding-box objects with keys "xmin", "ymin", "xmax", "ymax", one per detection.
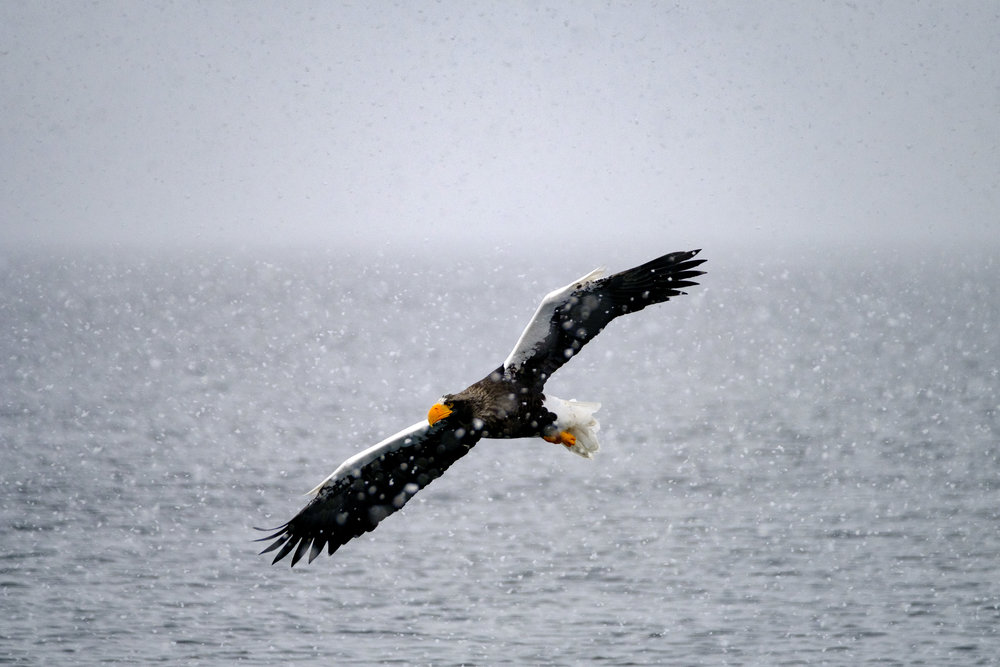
[{"xmin": 543, "ymin": 430, "xmax": 577, "ymax": 448}]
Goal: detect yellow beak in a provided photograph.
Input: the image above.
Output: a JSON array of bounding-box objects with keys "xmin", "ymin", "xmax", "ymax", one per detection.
[{"xmin": 427, "ymin": 402, "xmax": 453, "ymax": 425}]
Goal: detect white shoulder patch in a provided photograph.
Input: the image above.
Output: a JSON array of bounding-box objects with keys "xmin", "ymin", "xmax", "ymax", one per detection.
[
  {"xmin": 307, "ymin": 420, "xmax": 430, "ymax": 496},
  {"xmin": 502, "ymin": 267, "xmax": 606, "ymax": 372}
]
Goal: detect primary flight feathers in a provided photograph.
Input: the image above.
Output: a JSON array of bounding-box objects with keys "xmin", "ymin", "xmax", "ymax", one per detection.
[{"xmin": 257, "ymin": 249, "xmax": 705, "ymax": 565}]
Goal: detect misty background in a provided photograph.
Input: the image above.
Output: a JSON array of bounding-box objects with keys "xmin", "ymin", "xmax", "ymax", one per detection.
[
  {"xmin": 2, "ymin": 1, "xmax": 997, "ymax": 258},
  {"xmin": 4, "ymin": 4, "xmax": 1000, "ymax": 663}
]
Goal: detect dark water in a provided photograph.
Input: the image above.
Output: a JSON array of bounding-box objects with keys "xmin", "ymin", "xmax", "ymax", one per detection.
[{"xmin": 2, "ymin": 246, "xmax": 998, "ymax": 665}]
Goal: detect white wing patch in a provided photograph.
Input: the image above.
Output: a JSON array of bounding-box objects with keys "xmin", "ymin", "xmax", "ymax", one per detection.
[
  {"xmin": 307, "ymin": 420, "xmax": 430, "ymax": 496},
  {"xmin": 502, "ymin": 267, "xmax": 606, "ymax": 372}
]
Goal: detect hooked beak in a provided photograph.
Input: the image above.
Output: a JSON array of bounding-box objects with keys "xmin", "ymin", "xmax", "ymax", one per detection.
[{"xmin": 427, "ymin": 402, "xmax": 453, "ymax": 425}]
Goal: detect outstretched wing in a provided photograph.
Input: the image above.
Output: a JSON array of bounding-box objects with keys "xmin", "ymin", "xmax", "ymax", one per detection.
[
  {"xmin": 256, "ymin": 420, "xmax": 482, "ymax": 566},
  {"xmin": 503, "ymin": 249, "xmax": 705, "ymax": 391}
]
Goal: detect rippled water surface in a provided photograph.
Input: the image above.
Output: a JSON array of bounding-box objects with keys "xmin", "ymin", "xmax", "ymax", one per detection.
[{"xmin": 2, "ymin": 246, "xmax": 998, "ymax": 664}]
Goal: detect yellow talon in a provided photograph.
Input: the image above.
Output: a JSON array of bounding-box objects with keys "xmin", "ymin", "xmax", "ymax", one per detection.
[{"xmin": 543, "ymin": 430, "xmax": 576, "ymax": 447}]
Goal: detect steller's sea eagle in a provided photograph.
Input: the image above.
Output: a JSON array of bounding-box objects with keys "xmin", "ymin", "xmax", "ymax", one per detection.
[{"xmin": 257, "ymin": 249, "xmax": 705, "ymax": 565}]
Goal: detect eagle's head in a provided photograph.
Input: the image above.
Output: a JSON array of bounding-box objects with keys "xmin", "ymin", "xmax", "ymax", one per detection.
[
  {"xmin": 426, "ymin": 400, "xmax": 451, "ymax": 425},
  {"xmin": 427, "ymin": 395, "xmax": 465, "ymax": 425}
]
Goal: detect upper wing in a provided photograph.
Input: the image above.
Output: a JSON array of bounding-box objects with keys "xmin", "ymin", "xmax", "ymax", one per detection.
[
  {"xmin": 503, "ymin": 249, "xmax": 705, "ymax": 391},
  {"xmin": 257, "ymin": 419, "xmax": 482, "ymax": 566}
]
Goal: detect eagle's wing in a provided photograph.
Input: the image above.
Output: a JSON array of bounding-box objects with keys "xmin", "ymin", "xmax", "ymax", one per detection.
[
  {"xmin": 256, "ymin": 419, "xmax": 482, "ymax": 566},
  {"xmin": 503, "ymin": 249, "xmax": 705, "ymax": 391}
]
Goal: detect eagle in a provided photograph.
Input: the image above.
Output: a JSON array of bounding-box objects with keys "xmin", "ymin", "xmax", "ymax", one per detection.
[{"xmin": 257, "ymin": 249, "xmax": 705, "ymax": 565}]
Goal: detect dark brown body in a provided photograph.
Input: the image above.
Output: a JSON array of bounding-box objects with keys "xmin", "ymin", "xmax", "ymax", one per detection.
[{"xmin": 438, "ymin": 366, "xmax": 560, "ymax": 440}]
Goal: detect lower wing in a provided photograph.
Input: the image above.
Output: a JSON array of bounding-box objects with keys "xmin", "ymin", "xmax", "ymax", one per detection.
[{"xmin": 256, "ymin": 420, "xmax": 482, "ymax": 566}]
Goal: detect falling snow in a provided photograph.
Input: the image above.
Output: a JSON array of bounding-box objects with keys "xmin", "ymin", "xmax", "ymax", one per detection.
[{"xmin": 1, "ymin": 246, "xmax": 997, "ymax": 663}]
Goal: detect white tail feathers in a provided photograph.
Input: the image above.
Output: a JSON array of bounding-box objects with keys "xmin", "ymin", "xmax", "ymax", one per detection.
[{"xmin": 544, "ymin": 397, "xmax": 601, "ymax": 459}]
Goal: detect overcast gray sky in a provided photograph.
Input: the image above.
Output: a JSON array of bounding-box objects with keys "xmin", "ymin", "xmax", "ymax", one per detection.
[{"xmin": 2, "ymin": 1, "xmax": 997, "ymax": 256}]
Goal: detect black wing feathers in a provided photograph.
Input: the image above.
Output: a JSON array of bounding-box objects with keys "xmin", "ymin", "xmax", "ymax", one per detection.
[
  {"xmin": 257, "ymin": 422, "xmax": 482, "ymax": 566},
  {"xmin": 258, "ymin": 248, "xmax": 705, "ymax": 565},
  {"xmin": 515, "ymin": 249, "xmax": 704, "ymax": 390}
]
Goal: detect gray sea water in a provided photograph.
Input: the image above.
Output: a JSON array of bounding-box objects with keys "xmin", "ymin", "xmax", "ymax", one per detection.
[{"xmin": 1, "ymin": 245, "xmax": 998, "ymax": 665}]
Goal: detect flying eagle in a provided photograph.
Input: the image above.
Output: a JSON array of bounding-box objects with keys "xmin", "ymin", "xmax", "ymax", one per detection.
[{"xmin": 257, "ymin": 249, "xmax": 705, "ymax": 565}]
